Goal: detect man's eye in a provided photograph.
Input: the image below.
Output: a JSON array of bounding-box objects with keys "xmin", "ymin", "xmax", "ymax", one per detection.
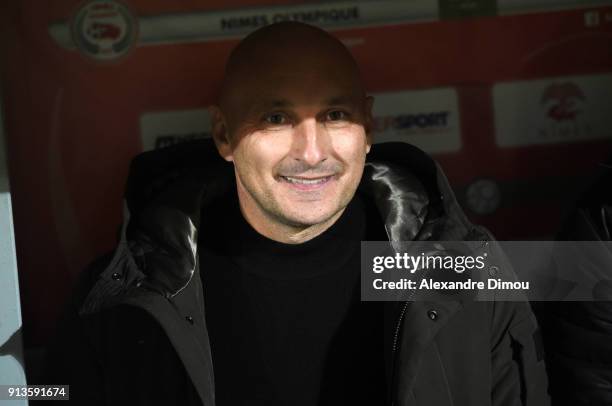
[
  {"xmin": 326, "ymin": 110, "xmax": 348, "ymax": 121},
  {"xmin": 264, "ymin": 113, "xmax": 287, "ymax": 125}
]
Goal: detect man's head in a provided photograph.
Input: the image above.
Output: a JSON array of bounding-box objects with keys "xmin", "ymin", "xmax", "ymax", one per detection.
[{"xmin": 210, "ymin": 22, "xmax": 373, "ymax": 243}]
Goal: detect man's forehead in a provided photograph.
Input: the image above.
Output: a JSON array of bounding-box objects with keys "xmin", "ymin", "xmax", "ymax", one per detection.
[
  {"xmin": 240, "ymin": 57, "xmax": 359, "ymax": 86},
  {"xmin": 230, "ymin": 68, "xmax": 363, "ymax": 107}
]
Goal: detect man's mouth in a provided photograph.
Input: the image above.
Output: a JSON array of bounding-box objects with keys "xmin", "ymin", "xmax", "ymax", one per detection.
[{"xmin": 278, "ymin": 175, "xmax": 336, "ymax": 190}]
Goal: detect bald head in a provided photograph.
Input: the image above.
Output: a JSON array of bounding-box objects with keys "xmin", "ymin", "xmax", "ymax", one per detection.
[
  {"xmin": 225, "ymin": 22, "xmax": 360, "ymax": 76},
  {"xmin": 218, "ymin": 22, "xmax": 366, "ymax": 117}
]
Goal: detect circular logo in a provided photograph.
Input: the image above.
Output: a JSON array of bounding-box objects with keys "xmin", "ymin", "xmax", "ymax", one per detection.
[
  {"xmin": 71, "ymin": 0, "xmax": 137, "ymax": 61},
  {"xmin": 465, "ymin": 179, "xmax": 501, "ymax": 215}
]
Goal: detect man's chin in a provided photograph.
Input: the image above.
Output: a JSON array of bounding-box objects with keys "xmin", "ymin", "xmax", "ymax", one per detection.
[{"xmin": 277, "ymin": 207, "xmax": 343, "ymax": 230}]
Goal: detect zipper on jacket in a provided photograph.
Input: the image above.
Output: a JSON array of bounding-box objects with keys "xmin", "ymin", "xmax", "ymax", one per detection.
[
  {"xmin": 388, "ymin": 244, "xmax": 448, "ymax": 405},
  {"xmin": 391, "ymin": 301, "xmax": 409, "ymax": 355},
  {"xmin": 389, "ymin": 280, "xmax": 418, "ymax": 406},
  {"xmin": 390, "ymin": 253, "xmax": 433, "ymax": 356}
]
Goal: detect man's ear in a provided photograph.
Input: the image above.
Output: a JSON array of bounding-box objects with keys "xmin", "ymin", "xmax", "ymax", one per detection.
[
  {"xmin": 364, "ymin": 95, "xmax": 375, "ymax": 154},
  {"xmin": 208, "ymin": 105, "xmax": 233, "ymax": 162}
]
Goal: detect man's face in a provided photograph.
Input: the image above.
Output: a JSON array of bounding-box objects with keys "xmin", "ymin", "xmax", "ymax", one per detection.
[{"xmin": 215, "ymin": 65, "xmax": 373, "ymax": 229}]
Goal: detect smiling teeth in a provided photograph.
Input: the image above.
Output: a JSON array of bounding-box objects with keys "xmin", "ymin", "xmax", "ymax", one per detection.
[{"xmin": 283, "ymin": 176, "xmax": 329, "ymax": 185}]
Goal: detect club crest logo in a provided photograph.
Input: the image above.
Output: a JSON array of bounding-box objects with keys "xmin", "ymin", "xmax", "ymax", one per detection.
[
  {"xmin": 541, "ymin": 82, "xmax": 585, "ymax": 122},
  {"xmin": 538, "ymin": 82, "xmax": 592, "ymax": 141},
  {"xmin": 71, "ymin": 0, "xmax": 137, "ymax": 61}
]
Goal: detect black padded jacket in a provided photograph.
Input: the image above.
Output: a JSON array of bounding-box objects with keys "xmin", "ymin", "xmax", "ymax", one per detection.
[{"xmin": 42, "ymin": 140, "xmax": 550, "ymax": 406}]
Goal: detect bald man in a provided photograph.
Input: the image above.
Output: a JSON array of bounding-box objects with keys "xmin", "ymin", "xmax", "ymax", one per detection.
[{"xmin": 42, "ymin": 22, "xmax": 549, "ymax": 406}]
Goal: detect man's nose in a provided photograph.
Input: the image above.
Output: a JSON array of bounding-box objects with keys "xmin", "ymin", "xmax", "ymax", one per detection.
[{"xmin": 291, "ymin": 118, "xmax": 330, "ymax": 167}]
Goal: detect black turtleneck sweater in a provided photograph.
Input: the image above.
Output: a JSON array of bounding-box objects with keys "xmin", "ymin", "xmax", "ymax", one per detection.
[{"xmin": 199, "ymin": 192, "xmax": 386, "ymax": 406}]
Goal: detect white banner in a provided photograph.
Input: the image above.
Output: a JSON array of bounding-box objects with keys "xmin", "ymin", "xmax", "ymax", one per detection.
[
  {"xmin": 50, "ymin": 0, "xmax": 437, "ymax": 51},
  {"xmin": 140, "ymin": 109, "xmax": 211, "ymax": 151},
  {"xmin": 493, "ymin": 73, "xmax": 612, "ymax": 147},
  {"xmin": 371, "ymin": 88, "xmax": 461, "ymax": 154}
]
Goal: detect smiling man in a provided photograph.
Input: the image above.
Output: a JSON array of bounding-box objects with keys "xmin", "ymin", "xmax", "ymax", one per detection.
[
  {"xmin": 209, "ymin": 22, "xmax": 373, "ymax": 243},
  {"xmin": 42, "ymin": 22, "xmax": 549, "ymax": 406}
]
